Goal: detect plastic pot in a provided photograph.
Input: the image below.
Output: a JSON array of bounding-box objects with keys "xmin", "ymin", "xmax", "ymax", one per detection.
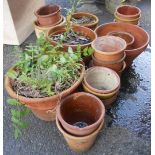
[
  {"xmin": 34, "ymin": 4, "xmax": 61, "ymax": 26},
  {"xmin": 56, "ymin": 117, "xmax": 104, "ymax": 152},
  {"xmin": 56, "ymin": 92, "xmax": 105, "ymax": 136},
  {"xmin": 91, "ymin": 36, "xmax": 126, "ymax": 62}
]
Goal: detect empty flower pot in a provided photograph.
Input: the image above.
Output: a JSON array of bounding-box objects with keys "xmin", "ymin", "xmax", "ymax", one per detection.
[
  {"xmin": 91, "ymin": 36, "xmax": 126, "ymax": 62},
  {"xmin": 95, "ymin": 22, "xmax": 149, "ymax": 68},
  {"xmin": 72, "ymin": 12, "xmax": 99, "ymax": 30},
  {"xmin": 56, "ymin": 117, "xmax": 104, "ymax": 152},
  {"xmin": 34, "ymin": 4, "xmax": 61, "ymax": 26},
  {"xmin": 56, "ymin": 92, "xmax": 105, "ymax": 136},
  {"xmin": 107, "ymin": 31, "xmax": 134, "ymax": 49},
  {"xmin": 92, "ymin": 52, "xmax": 126, "ymax": 72},
  {"xmin": 83, "ymin": 67, "xmax": 120, "ymax": 94}
]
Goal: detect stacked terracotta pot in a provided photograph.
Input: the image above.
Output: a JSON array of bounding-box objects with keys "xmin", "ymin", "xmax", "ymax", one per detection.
[
  {"xmin": 34, "ymin": 4, "xmax": 66, "ymax": 38},
  {"xmin": 114, "ymin": 5, "xmax": 141, "ymax": 25},
  {"xmin": 56, "ymin": 92, "xmax": 105, "ymax": 152},
  {"xmin": 91, "ymin": 36, "xmax": 127, "ymax": 77},
  {"xmin": 82, "ymin": 67, "xmax": 120, "ymax": 109}
]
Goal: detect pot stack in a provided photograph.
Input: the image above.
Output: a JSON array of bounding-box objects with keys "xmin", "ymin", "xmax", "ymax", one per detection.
[
  {"xmin": 34, "ymin": 4, "xmax": 66, "ymax": 38},
  {"xmin": 56, "ymin": 92, "xmax": 105, "ymax": 152},
  {"xmin": 91, "ymin": 36, "xmax": 127, "ymax": 77}
]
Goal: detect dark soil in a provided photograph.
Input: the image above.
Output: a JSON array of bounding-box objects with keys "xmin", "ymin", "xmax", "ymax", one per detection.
[{"xmin": 72, "ymin": 16, "xmax": 95, "ymax": 24}]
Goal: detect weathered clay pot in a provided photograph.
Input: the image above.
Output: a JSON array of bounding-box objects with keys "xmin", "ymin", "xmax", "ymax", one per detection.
[
  {"xmin": 56, "ymin": 117, "xmax": 104, "ymax": 152},
  {"xmin": 34, "ymin": 16, "xmax": 66, "ymax": 38},
  {"xmin": 72, "ymin": 12, "xmax": 99, "ymax": 30},
  {"xmin": 56, "ymin": 92, "xmax": 105, "ymax": 136},
  {"xmin": 5, "ymin": 66, "xmax": 85, "ymax": 121},
  {"xmin": 83, "ymin": 67, "xmax": 120, "ymax": 94},
  {"xmin": 91, "ymin": 36, "xmax": 126, "ymax": 62},
  {"xmin": 46, "ymin": 25, "xmax": 97, "ymax": 51},
  {"xmin": 92, "ymin": 52, "xmax": 126, "ymax": 72},
  {"xmin": 95, "ymin": 22, "xmax": 149, "ymax": 68},
  {"xmin": 107, "ymin": 31, "xmax": 134, "ymax": 50},
  {"xmin": 34, "ymin": 4, "xmax": 61, "ymax": 26}
]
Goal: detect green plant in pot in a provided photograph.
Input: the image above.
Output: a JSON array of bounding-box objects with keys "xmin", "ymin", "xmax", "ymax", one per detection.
[{"xmin": 4, "ymin": 35, "xmax": 85, "ymax": 139}]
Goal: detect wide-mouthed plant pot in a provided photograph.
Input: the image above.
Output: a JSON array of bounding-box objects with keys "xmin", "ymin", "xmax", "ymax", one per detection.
[
  {"xmin": 34, "ymin": 4, "xmax": 61, "ymax": 26},
  {"xmin": 56, "ymin": 117, "xmax": 104, "ymax": 152},
  {"xmin": 83, "ymin": 67, "xmax": 120, "ymax": 94},
  {"xmin": 91, "ymin": 36, "xmax": 126, "ymax": 62},
  {"xmin": 71, "ymin": 12, "xmax": 99, "ymax": 30},
  {"xmin": 56, "ymin": 92, "xmax": 105, "ymax": 136},
  {"xmin": 95, "ymin": 22, "xmax": 149, "ymax": 68},
  {"xmin": 92, "ymin": 52, "xmax": 126, "ymax": 72},
  {"xmin": 107, "ymin": 31, "xmax": 134, "ymax": 50},
  {"xmin": 5, "ymin": 66, "xmax": 85, "ymax": 121},
  {"xmin": 34, "ymin": 16, "xmax": 66, "ymax": 38},
  {"xmin": 46, "ymin": 25, "xmax": 97, "ymax": 51}
]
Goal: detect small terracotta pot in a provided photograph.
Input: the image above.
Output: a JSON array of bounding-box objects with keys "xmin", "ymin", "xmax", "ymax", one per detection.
[
  {"xmin": 34, "ymin": 4, "xmax": 61, "ymax": 26},
  {"xmin": 95, "ymin": 22, "xmax": 149, "ymax": 67},
  {"xmin": 107, "ymin": 31, "xmax": 134, "ymax": 50},
  {"xmin": 91, "ymin": 36, "xmax": 126, "ymax": 62},
  {"xmin": 46, "ymin": 25, "xmax": 97, "ymax": 51},
  {"xmin": 83, "ymin": 67, "xmax": 120, "ymax": 94},
  {"xmin": 34, "ymin": 16, "xmax": 66, "ymax": 38},
  {"xmin": 92, "ymin": 52, "xmax": 126, "ymax": 72},
  {"xmin": 5, "ymin": 66, "xmax": 85, "ymax": 121},
  {"xmin": 117, "ymin": 61, "xmax": 126, "ymax": 77},
  {"xmin": 72, "ymin": 12, "xmax": 99, "ymax": 30},
  {"xmin": 56, "ymin": 117, "xmax": 104, "ymax": 152},
  {"xmin": 56, "ymin": 92, "xmax": 105, "ymax": 136}
]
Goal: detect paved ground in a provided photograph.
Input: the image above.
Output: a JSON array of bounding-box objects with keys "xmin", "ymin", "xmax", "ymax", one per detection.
[{"xmin": 3, "ymin": 0, "xmax": 151, "ymax": 155}]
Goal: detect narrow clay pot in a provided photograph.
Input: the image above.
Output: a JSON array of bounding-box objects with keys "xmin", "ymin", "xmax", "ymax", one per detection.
[
  {"xmin": 91, "ymin": 36, "xmax": 126, "ymax": 62},
  {"xmin": 71, "ymin": 12, "xmax": 99, "ymax": 30},
  {"xmin": 92, "ymin": 52, "xmax": 126, "ymax": 72},
  {"xmin": 46, "ymin": 25, "xmax": 97, "ymax": 51},
  {"xmin": 95, "ymin": 22, "xmax": 149, "ymax": 67},
  {"xmin": 83, "ymin": 67, "xmax": 120, "ymax": 94},
  {"xmin": 34, "ymin": 16, "xmax": 66, "ymax": 38},
  {"xmin": 107, "ymin": 31, "xmax": 134, "ymax": 50},
  {"xmin": 56, "ymin": 117, "xmax": 104, "ymax": 152},
  {"xmin": 5, "ymin": 66, "xmax": 85, "ymax": 121},
  {"xmin": 34, "ymin": 4, "xmax": 61, "ymax": 26},
  {"xmin": 56, "ymin": 92, "xmax": 105, "ymax": 136}
]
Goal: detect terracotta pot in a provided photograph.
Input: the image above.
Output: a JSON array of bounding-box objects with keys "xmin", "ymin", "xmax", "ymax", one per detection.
[
  {"xmin": 92, "ymin": 52, "xmax": 126, "ymax": 72},
  {"xmin": 4, "ymin": 66, "xmax": 85, "ymax": 121},
  {"xmin": 71, "ymin": 12, "xmax": 99, "ymax": 30},
  {"xmin": 83, "ymin": 67, "xmax": 120, "ymax": 94},
  {"xmin": 107, "ymin": 31, "xmax": 134, "ymax": 50},
  {"xmin": 46, "ymin": 25, "xmax": 97, "ymax": 51},
  {"xmin": 34, "ymin": 4, "xmax": 61, "ymax": 26},
  {"xmin": 56, "ymin": 92, "xmax": 105, "ymax": 136},
  {"xmin": 34, "ymin": 16, "xmax": 66, "ymax": 38},
  {"xmin": 95, "ymin": 22, "xmax": 149, "ymax": 67},
  {"xmin": 91, "ymin": 36, "xmax": 126, "ymax": 62},
  {"xmin": 56, "ymin": 117, "xmax": 104, "ymax": 152}
]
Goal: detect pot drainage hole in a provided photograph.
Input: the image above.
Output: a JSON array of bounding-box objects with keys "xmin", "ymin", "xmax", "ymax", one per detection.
[{"xmin": 73, "ymin": 122, "xmax": 88, "ymax": 128}]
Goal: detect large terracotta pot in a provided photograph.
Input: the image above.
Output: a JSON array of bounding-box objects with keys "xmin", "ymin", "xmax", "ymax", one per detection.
[
  {"xmin": 46, "ymin": 25, "xmax": 97, "ymax": 51},
  {"xmin": 91, "ymin": 36, "xmax": 126, "ymax": 62},
  {"xmin": 71, "ymin": 12, "xmax": 99, "ymax": 30},
  {"xmin": 56, "ymin": 117, "xmax": 104, "ymax": 152},
  {"xmin": 95, "ymin": 22, "xmax": 149, "ymax": 68},
  {"xmin": 34, "ymin": 4, "xmax": 61, "ymax": 26},
  {"xmin": 56, "ymin": 92, "xmax": 105, "ymax": 136},
  {"xmin": 5, "ymin": 66, "xmax": 85, "ymax": 121}
]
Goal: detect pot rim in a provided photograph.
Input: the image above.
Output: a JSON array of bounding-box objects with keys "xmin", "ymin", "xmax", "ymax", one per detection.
[
  {"xmin": 56, "ymin": 92, "xmax": 105, "ymax": 134},
  {"xmin": 71, "ymin": 12, "xmax": 99, "ymax": 27},
  {"xmin": 46, "ymin": 25, "xmax": 97, "ymax": 48},
  {"xmin": 118, "ymin": 61, "xmax": 126, "ymax": 73},
  {"xmin": 116, "ymin": 5, "xmax": 141, "ymax": 18},
  {"xmin": 95, "ymin": 22, "xmax": 150, "ymax": 53},
  {"xmin": 56, "ymin": 116, "xmax": 104, "ymax": 139},
  {"xmin": 84, "ymin": 67, "xmax": 120, "ymax": 94},
  {"xmin": 91, "ymin": 36, "xmax": 127, "ymax": 55},
  {"xmin": 35, "ymin": 4, "xmax": 61, "ymax": 18}
]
